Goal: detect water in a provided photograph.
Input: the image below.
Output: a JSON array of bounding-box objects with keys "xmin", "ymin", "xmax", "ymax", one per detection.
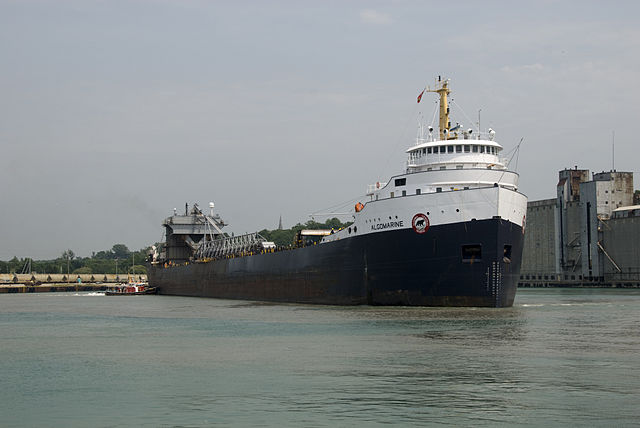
[{"xmin": 1, "ymin": 289, "xmax": 639, "ymax": 427}]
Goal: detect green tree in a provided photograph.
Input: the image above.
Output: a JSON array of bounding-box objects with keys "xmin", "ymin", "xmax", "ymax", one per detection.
[
  {"xmin": 111, "ymin": 244, "xmax": 130, "ymax": 259},
  {"xmin": 93, "ymin": 250, "xmax": 113, "ymax": 259},
  {"xmin": 259, "ymin": 218, "xmax": 351, "ymax": 247},
  {"xmin": 130, "ymin": 265, "xmax": 147, "ymax": 274},
  {"xmin": 61, "ymin": 249, "xmax": 75, "ymax": 261},
  {"xmin": 8, "ymin": 256, "xmax": 20, "ymax": 274}
]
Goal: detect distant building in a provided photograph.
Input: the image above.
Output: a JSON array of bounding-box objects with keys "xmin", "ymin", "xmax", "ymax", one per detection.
[{"xmin": 520, "ymin": 168, "xmax": 640, "ymax": 286}]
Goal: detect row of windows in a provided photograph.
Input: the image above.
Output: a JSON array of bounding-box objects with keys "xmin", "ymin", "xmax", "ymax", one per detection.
[
  {"xmin": 519, "ymin": 275, "xmax": 614, "ymax": 282},
  {"xmin": 521, "ymin": 274, "xmax": 579, "ymax": 280},
  {"xmin": 413, "ymin": 145, "xmax": 498, "ymax": 155},
  {"xmin": 425, "ymin": 165, "xmax": 494, "ymax": 171},
  {"xmin": 380, "ymin": 187, "xmax": 470, "ymax": 200}
]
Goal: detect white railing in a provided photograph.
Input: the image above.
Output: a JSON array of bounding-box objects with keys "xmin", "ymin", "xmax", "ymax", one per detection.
[
  {"xmin": 406, "ymin": 154, "xmax": 507, "ymax": 169},
  {"xmin": 413, "ymin": 130, "xmax": 497, "ymax": 147}
]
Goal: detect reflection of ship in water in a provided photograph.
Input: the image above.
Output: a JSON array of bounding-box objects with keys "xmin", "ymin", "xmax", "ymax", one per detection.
[{"xmin": 147, "ymin": 78, "xmax": 527, "ymax": 307}]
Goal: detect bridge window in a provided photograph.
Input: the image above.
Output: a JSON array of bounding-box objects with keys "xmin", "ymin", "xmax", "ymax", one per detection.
[
  {"xmin": 456, "ymin": 145, "xmax": 462, "ymax": 152},
  {"xmin": 480, "ymin": 146, "xmax": 485, "ymax": 153},
  {"xmin": 394, "ymin": 178, "xmax": 406, "ymax": 186},
  {"xmin": 447, "ymin": 145, "xmax": 454, "ymax": 153},
  {"xmin": 464, "ymin": 145, "xmax": 470, "ymax": 153},
  {"xmin": 427, "ymin": 147, "xmax": 432, "ymax": 154},
  {"xmin": 437, "ymin": 146, "xmax": 444, "ymax": 154},
  {"xmin": 472, "ymin": 145, "xmax": 478, "ymax": 153},
  {"xmin": 461, "ymin": 244, "xmax": 482, "ymax": 262}
]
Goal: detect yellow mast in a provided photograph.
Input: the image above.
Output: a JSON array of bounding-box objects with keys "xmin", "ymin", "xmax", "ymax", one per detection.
[{"xmin": 426, "ymin": 77, "xmax": 451, "ymax": 140}]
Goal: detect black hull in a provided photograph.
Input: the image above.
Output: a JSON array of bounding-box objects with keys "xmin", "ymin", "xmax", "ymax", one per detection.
[{"xmin": 147, "ymin": 218, "xmax": 524, "ymax": 307}]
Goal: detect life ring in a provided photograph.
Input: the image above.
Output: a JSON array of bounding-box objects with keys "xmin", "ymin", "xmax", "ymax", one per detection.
[{"xmin": 355, "ymin": 202, "xmax": 364, "ymax": 212}]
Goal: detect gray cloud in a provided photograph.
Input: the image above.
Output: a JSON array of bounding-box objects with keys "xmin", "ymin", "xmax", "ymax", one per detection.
[{"xmin": 1, "ymin": 1, "xmax": 639, "ymax": 259}]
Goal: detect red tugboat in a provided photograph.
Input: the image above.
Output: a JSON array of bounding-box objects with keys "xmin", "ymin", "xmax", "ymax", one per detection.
[{"xmin": 105, "ymin": 282, "xmax": 156, "ymax": 295}]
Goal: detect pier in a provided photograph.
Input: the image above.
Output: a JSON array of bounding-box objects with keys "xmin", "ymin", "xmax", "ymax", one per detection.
[{"xmin": 0, "ymin": 273, "xmax": 147, "ymax": 293}]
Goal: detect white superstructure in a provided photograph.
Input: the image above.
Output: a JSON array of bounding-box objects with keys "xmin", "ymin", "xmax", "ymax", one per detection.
[{"xmin": 323, "ymin": 77, "xmax": 527, "ymax": 243}]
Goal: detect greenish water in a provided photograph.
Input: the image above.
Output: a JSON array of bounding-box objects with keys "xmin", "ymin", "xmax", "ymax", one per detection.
[{"xmin": 1, "ymin": 289, "xmax": 639, "ymax": 427}]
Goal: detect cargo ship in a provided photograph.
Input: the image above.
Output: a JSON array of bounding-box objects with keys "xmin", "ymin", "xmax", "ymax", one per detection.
[{"xmin": 147, "ymin": 78, "xmax": 528, "ymax": 307}]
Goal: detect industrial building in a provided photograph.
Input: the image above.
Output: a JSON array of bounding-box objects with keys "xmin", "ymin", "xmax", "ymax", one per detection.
[{"xmin": 519, "ymin": 167, "xmax": 640, "ymax": 287}]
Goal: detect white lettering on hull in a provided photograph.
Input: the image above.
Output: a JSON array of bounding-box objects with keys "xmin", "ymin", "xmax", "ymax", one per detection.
[{"xmin": 371, "ymin": 220, "xmax": 404, "ymax": 231}]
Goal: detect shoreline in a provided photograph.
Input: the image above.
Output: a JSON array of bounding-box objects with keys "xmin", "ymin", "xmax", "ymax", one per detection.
[
  {"xmin": 0, "ymin": 283, "xmax": 109, "ymax": 293},
  {"xmin": 2, "ymin": 283, "xmax": 639, "ymax": 295}
]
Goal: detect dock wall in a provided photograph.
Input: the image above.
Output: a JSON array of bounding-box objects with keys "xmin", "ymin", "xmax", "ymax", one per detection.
[
  {"xmin": 0, "ymin": 273, "xmax": 147, "ymax": 285},
  {"xmin": 0, "ymin": 284, "xmax": 111, "ymax": 293}
]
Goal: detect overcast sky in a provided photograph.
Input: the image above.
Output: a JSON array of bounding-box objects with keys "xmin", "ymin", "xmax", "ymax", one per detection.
[{"xmin": 1, "ymin": 0, "xmax": 639, "ymax": 260}]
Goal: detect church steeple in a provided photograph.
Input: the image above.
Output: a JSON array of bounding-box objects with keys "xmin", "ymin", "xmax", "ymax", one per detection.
[{"xmin": 278, "ymin": 215, "xmax": 283, "ymax": 230}]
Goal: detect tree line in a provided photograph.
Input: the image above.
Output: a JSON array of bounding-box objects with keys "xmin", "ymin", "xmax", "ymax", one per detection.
[
  {"xmin": 258, "ymin": 217, "xmax": 351, "ymax": 247},
  {"xmin": 1, "ymin": 218, "xmax": 351, "ymax": 275},
  {"xmin": 0, "ymin": 244, "xmax": 151, "ymax": 275}
]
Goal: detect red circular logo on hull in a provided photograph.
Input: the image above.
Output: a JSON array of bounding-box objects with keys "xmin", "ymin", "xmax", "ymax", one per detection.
[{"xmin": 412, "ymin": 213, "xmax": 430, "ymax": 234}]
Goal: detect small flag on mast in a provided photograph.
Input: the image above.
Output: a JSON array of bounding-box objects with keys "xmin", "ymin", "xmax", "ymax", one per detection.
[{"xmin": 417, "ymin": 88, "xmax": 425, "ymax": 103}]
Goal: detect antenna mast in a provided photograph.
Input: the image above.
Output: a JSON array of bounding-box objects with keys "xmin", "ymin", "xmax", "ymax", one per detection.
[
  {"xmin": 612, "ymin": 130, "xmax": 615, "ymax": 171},
  {"xmin": 426, "ymin": 76, "xmax": 450, "ymax": 140}
]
